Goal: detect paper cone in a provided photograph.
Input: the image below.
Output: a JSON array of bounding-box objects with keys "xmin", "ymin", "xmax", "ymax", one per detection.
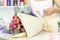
[{"xmin": 14, "ymin": 13, "xmax": 43, "ymax": 38}]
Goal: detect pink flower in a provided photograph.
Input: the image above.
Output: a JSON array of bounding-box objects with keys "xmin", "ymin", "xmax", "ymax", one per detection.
[
  {"xmin": 17, "ymin": 27, "xmax": 21, "ymax": 30},
  {"xmin": 10, "ymin": 22, "xmax": 14, "ymax": 27},
  {"xmin": 13, "ymin": 15, "xmax": 17, "ymax": 20},
  {"xmin": 21, "ymin": 28, "xmax": 25, "ymax": 32},
  {"xmin": 16, "ymin": 18, "xmax": 20, "ymax": 23},
  {"xmin": 13, "ymin": 25, "xmax": 17, "ymax": 29}
]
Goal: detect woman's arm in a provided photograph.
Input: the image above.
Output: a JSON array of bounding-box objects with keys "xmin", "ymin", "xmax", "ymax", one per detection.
[
  {"xmin": 54, "ymin": 0, "xmax": 60, "ymax": 7},
  {"xmin": 52, "ymin": 0, "xmax": 60, "ymax": 13},
  {"xmin": 45, "ymin": 7, "xmax": 60, "ymax": 15},
  {"xmin": 53, "ymin": 8, "xmax": 60, "ymax": 13},
  {"xmin": 45, "ymin": 0, "xmax": 60, "ymax": 15}
]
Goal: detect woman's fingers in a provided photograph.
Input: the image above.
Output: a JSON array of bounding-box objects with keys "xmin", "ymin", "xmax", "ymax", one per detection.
[{"xmin": 45, "ymin": 8, "xmax": 54, "ymax": 16}]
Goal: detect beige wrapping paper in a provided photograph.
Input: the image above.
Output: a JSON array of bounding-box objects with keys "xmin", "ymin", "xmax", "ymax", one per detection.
[
  {"xmin": 13, "ymin": 13, "xmax": 43, "ymax": 38},
  {"xmin": 44, "ymin": 13, "xmax": 60, "ymax": 32}
]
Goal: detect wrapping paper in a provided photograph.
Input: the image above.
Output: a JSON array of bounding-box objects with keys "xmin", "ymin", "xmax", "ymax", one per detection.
[{"xmin": 44, "ymin": 13, "xmax": 60, "ymax": 32}]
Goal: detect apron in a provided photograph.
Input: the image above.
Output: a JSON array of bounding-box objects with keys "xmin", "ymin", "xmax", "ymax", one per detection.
[{"xmin": 30, "ymin": 0, "xmax": 53, "ymax": 18}]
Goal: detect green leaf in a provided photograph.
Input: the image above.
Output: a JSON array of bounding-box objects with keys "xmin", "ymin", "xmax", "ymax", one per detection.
[
  {"xmin": 58, "ymin": 22, "xmax": 60, "ymax": 28},
  {"xmin": 14, "ymin": 30, "xmax": 20, "ymax": 34},
  {"xmin": 9, "ymin": 27, "xmax": 12, "ymax": 31}
]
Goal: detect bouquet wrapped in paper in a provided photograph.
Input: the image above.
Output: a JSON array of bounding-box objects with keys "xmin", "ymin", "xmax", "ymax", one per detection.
[{"xmin": 8, "ymin": 13, "xmax": 43, "ymax": 38}]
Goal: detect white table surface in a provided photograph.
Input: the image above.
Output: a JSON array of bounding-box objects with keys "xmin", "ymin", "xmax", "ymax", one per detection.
[{"xmin": 0, "ymin": 31, "xmax": 52, "ymax": 40}]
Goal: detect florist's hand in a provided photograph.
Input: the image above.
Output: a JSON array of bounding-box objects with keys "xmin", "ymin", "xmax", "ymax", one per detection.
[{"xmin": 45, "ymin": 7, "xmax": 54, "ymax": 16}]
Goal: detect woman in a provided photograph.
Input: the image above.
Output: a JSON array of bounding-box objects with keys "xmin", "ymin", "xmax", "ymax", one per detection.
[
  {"xmin": 29, "ymin": 0, "xmax": 53, "ymax": 18},
  {"xmin": 45, "ymin": 0, "xmax": 60, "ymax": 15}
]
